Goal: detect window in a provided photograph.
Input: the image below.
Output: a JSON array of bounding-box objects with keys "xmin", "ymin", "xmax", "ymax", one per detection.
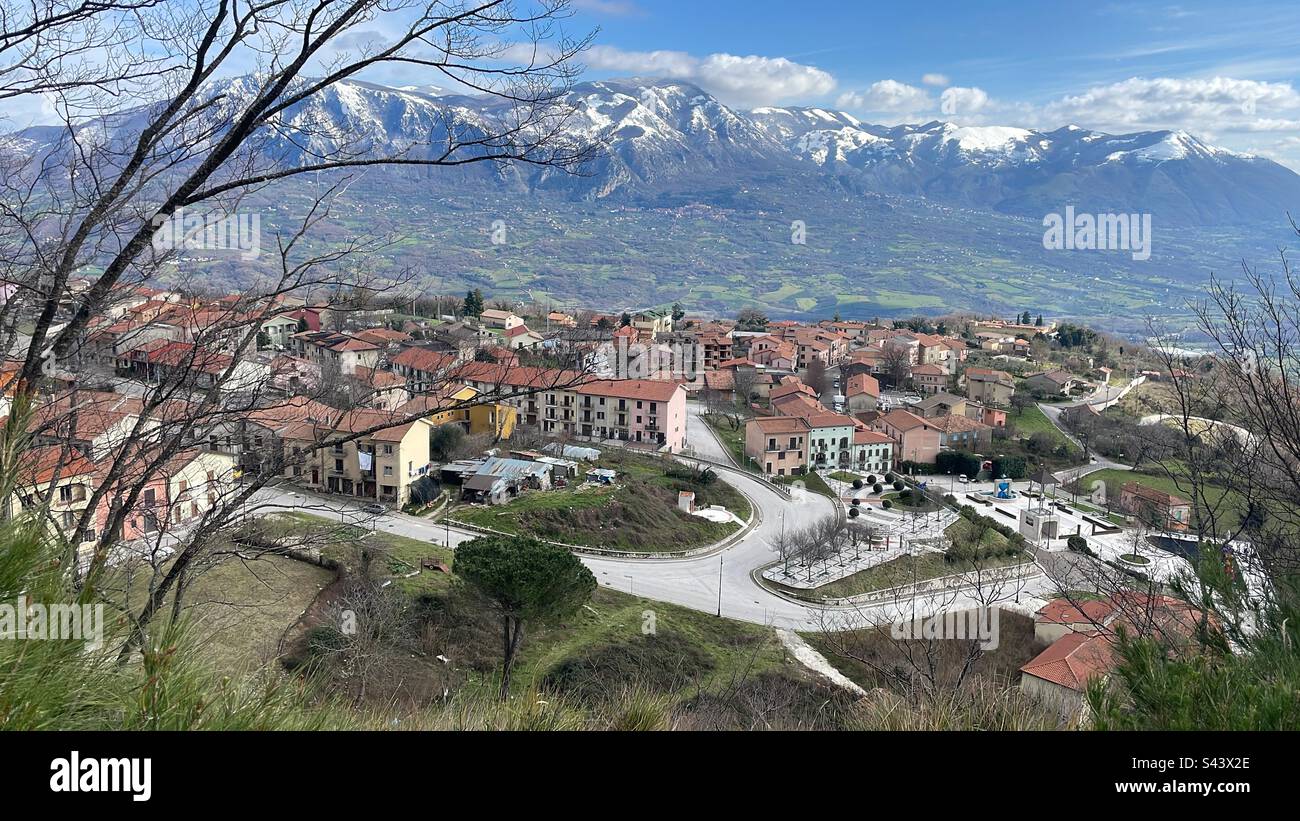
[
  {"xmin": 383, "ymin": 444, "xmax": 394, "ymax": 455},
  {"xmin": 58, "ymin": 485, "xmax": 73, "ymax": 503},
  {"xmin": 383, "ymin": 466, "xmax": 393, "ymax": 476}
]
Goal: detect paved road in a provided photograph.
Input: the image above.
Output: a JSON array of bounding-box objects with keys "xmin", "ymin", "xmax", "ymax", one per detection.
[
  {"xmin": 248, "ymin": 412, "xmax": 1060, "ymax": 631},
  {"xmin": 251, "ymin": 466, "xmax": 840, "ymax": 629},
  {"xmin": 684, "ymin": 399, "xmax": 734, "ymax": 463}
]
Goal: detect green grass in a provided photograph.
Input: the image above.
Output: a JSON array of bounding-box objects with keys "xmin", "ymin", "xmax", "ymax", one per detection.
[
  {"xmin": 781, "ymin": 548, "xmax": 1030, "ymax": 600},
  {"xmin": 829, "ymin": 471, "xmax": 863, "ymax": 483},
  {"xmin": 513, "ymin": 586, "xmax": 788, "ymax": 703},
  {"xmin": 1083, "ymin": 469, "xmax": 1238, "ymax": 520},
  {"xmin": 103, "ymin": 524, "xmax": 339, "ymax": 672},
  {"xmin": 447, "ymin": 451, "xmax": 749, "ymax": 552},
  {"xmin": 775, "ymin": 470, "xmax": 835, "ymax": 498},
  {"xmin": 701, "ymin": 412, "xmax": 752, "ymax": 470},
  {"xmin": 776, "ymin": 520, "xmax": 1021, "ymax": 600},
  {"xmin": 1009, "ymin": 404, "xmax": 1078, "ymax": 454},
  {"xmin": 881, "ymin": 489, "xmax": 940, "ymax": 512}
]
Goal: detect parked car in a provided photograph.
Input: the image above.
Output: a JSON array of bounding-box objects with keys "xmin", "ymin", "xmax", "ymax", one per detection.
[{"xmin": 361, "ymin": 503, "xmax": 386, "ymax": 515}]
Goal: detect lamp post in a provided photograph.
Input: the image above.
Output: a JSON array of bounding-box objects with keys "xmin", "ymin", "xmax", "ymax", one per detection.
[{"xmin": 716, "ymin": 553, "xmax": 724, "ymax": 617}]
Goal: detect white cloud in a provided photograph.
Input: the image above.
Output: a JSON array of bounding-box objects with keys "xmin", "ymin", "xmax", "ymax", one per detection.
[
  {"xmin": 939, "ymin": 86, "xmax": 990, "ymax": 116},
  {"xmin": 1042, "ymin": 76, "xmax": 1300, "ymax": 134},
  {"xmin": 921, "ymin": 73, "xmax": 950, "ymax": 87},
  {"xmin": 836, "ymin": 79, "xmax": 932, "ymax": 116},
  {"xmin": 580, "ymin": 46, "xmax": 835, "ymax": 107}
]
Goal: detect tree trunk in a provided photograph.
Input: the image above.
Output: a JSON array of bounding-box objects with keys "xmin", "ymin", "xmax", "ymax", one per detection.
[{"xmin": 498, "ymin": 615, "xmax": 524, "ymax": 701}]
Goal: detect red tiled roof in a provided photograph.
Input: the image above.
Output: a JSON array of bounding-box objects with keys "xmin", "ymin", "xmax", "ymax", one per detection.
[
  {"xmin": 1019, "ymin": 631, "xmax": 1115, "ymax": 692},
  {"xmin": 454, "ymin": 361, "xmax": 585, "ymax": 390},
  {"xmin": 391, "ymin": 346, "xmax": 456, "ymax": 374},
  {"xmin": 749, "ymin": 416, "xmax": 810, "ymax": 434},
  {"xmin": 878, "ymin": 409, "xmax": 932, "ymax": 432},
  {"xmin": 20, "ymin": 445, "xmax": 98, "ymax": 485},
  {"xmin": 853, "ymin": 429, "xmax": 893, "ymax": 445},
  {"xmin": 1036, "ymin": 598, "xmax": 1116, "ymax": 626},
  {"xmin": 846, "ymin": 373, "xmax": 880, "ymax": 398},
  {"xmin": 576, "ymin": 378, "xmax": 683, "ymax": 403}
]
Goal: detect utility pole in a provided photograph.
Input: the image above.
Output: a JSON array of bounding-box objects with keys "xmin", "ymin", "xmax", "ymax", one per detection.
[{"xmin": 716, "ymin": 553, "xmax": 723, "ymax": 617}]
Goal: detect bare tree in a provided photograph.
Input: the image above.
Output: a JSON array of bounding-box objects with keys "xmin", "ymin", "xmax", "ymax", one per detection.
[{"xmin": 0, "ymin": 1, "xmax": 603, "ymax": 658}]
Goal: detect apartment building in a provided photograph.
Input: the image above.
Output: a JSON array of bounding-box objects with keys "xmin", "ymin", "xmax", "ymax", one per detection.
[
  {"xmin": 744, "ymin": 416, "xmax": 809, "ymax": 476},
  {"xmin": 574, "ymin": 379, "xmax": 687, "ymax": 451},
  {"xmin": 278, "ymin": 408, "xmax": 434, "ymax": 504},
  {"xmin": 454, "ymin": 361, "xmax": 688, "ymax": 451},
  {"xmin": 391, "ymin": 346, "xmax": 458, "ymax": 394},
  {"xmin": 293, "ymin": 330, "xmax": 381, "ymax": 375},
  {"xmin": 962, "ymin": 367, "xmax": 1017, "ymax": 407},
  {"xmin": 873, "ymin": 409, "xmax": 942, "ymax": 465}
]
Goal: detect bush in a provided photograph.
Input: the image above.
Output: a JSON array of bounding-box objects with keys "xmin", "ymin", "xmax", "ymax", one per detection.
[
  {"xmin": 943, "ymin": 494, "xmax": 957, "ymax": 505},
  {"xmin": 866, "ymin": 474, "xmax": 877, "ymax": 484},
  {"xmin": 881, "ymin": 500, "xmax": 893, "ymax": 510},
  {"xmin": 892, "ymin": 480, "xmax": 905, "ymax": 492},
  {"xmin": 898, "ymin": 460, "xmax": 937, "ymax": 475},
  {"xmin": 935, "ymin": 450, "xmax": 981, "ymax": 478},
  {"xmin": 872, "ymin": 483, "xmax": 883, "ymax": 494},
  {"xmin": 990, "ymin": 456, "xmax": 1028, "ymax": 480},
  {"xmin": 1067, "ymin": 534, "xmax": 1094, "ymax": 556},
  {"xmin": 848, "ymin": 507, "xmax": 860, "ymax": 518},
  {"xmin": 852, "ymin": 478, "xmax": 864, "ymax": 490},
  {"xmin": 851, "ymin": 498, "xmax": 861, "ymax": 506}
]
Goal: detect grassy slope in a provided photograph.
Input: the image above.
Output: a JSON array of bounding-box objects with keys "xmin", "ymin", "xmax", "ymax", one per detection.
[
  {"xmin": 446, "ymin": 451, "xmax": 750, "ymax": 552},
  {"xmin": 1009, "ymin": 404, "xmax": 1078, "ymax": 453}
]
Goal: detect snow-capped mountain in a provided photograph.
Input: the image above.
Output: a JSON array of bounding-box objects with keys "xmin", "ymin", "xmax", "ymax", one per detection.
[
  {"xmin": 9, "ymin": 76, "xmax": 1298, "ymax": 224},
  {"xmin": 745, "ymin": 110, "xmax": 1298, "ymax": 223}
]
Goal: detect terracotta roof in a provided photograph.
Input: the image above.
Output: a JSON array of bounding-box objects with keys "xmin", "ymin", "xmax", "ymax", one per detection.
[
  {"xmin": 715, "ymin": 357, "xmax": 755, "ymax": 369},
  {"xmin": 703, "ymin": 370, "xmax": 735, "ymax": 391},
  {"xmin": 878, "ymin": 409, "xmax": 932, "ymax": 432},
  {"xmin": 932, "ymin": 413, "xmax": 990, "ymax": 435},
  {"xmin": 454, "ymin": 361, "xmax": 585, "ymax": 390},
  {"xmin": 802, "ymin": 411, "xmax": 855, "ymax": 429},
  {"xmin": 576, "ymin": 378, "xmax": 683, "ymax": 402},
  {"xmin": 355, "ymin": 328, "xmax": 411, "ymax": 346},
  {"xmin": 1019, "ymin": 631, "xmax": 1115, "ymax": 692},
  {"xmin": 911, "ymin": 363, "xmax": 945, "ymax": 376},
  {"xmin": 771, "ymin": 393, "xmax": 826, "ymax": 418},
  {"xmin": 749, "ymin": 416, "xmax": 810, "ymax": 434},
  {"xmin": 391, "ymin": 346, "xmax": 456, "ymax": 374},
  {"xmin": 845, "ymin": 373, "xmax": 880, "ymax": 398},
  {"xmin": 352, "ymin": 366, "xmax": 405, "ymax": 389},
  {"xmin": 20, "ymin": 445, "xmax": 98, "ymax": 485},
  {"xmin": 853, "ymin": 429, "xmax": 893, "ymax": 446},
  {"xmin": 504, "ymin": 324, "xmax": 537, "ymax": 339},
  {"xmin": 769, "ymin": 380, "xmax": 816, "ymax": 401},
  {"xmin": 1036, "ymin": 598, "xmax": 1117, "ymax": 626}
]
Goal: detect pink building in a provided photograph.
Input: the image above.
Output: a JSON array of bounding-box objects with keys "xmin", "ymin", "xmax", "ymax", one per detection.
[
  {"xmin": 745, "ymin": 416, "xmax": 809, "ymax": 476},
  {"xmin": 575, "ymin": 379, "xmax": 688, "ymax": 451},
  {"xmin": 873, "ymin": 409, "xmax": 942, "ymax": 465}
]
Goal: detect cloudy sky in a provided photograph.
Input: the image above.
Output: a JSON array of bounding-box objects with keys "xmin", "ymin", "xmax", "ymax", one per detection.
[{"xmin": 558, "ymin": 0, "xmax": 1300, "ymax": 169}]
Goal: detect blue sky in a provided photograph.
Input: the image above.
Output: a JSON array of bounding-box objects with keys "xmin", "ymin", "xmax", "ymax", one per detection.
[
  {"xmin": 556, "ymin": 0, "xmax": 1300, "ymax": 167},
  {"xmin": 4, "ymin": 0, "xmax": 1297, "ymax": 167}
]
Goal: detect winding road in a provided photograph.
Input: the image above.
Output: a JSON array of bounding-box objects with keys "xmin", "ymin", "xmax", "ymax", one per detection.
[{"xmin": 251, "ymin": 401, "xmax": 1056, "ymax": 630}]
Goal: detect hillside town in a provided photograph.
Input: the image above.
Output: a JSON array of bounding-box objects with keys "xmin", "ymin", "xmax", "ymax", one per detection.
[{"xmin": 2, "ymin": 276, "xmax": 1271, "ymax": 728}]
